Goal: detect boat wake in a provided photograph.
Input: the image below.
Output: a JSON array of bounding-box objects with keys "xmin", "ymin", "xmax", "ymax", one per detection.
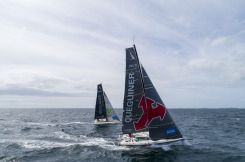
[{"xmin": 1, "ymin": 130, "xmax": 127, "ymax": 151}]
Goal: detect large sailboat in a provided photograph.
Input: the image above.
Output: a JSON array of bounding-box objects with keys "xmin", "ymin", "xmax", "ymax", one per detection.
[
  {"xmin": 118, "ymin": 45, "xmax": 184, "ymax": 146},
  {"xmin": 94, "ymin": 84, "xmax": 120, "ymax": 124}
]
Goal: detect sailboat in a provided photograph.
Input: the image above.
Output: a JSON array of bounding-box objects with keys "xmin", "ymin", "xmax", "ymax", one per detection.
[
  {"xmin": 94, "ymin": 84, "xmax": 120, "ymax": 124},
  {"xmin": 118, "ymin": 45, "xmax": 184, "ymax": 146}
]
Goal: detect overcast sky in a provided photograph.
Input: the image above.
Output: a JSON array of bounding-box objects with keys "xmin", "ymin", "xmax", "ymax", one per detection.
[{"xmin": 0, "ymin": 0, "xmax": 245, "ymax": 108}]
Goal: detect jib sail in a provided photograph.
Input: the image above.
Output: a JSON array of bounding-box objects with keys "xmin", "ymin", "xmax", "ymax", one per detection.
[
  {"xmin": 104, "ymin": 92, "xmax": 120, "ymax": 122},
  {"xmin": 141, "ymin": 66, "xmax": 183, "ymax": 140}
]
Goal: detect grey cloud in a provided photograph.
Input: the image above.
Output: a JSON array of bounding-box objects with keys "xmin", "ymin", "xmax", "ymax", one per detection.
[{"xmin": 0, "ymin": 87, "xmax": 91, "ymax": 97}]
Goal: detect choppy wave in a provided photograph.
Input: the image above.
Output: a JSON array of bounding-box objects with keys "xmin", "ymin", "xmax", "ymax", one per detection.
[{"xmin": 0, "ymin": 108, "xmax": 244, "ymax": 162}]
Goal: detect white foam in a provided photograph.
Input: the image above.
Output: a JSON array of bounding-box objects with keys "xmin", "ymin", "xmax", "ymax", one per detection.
[
  {"xmin": 25, "ymin": 122, "xmax": 57, "ymax": 127},
  {"xmin": 69, "ymin": 122, "xmax": 87, "ymax": 124},
  {"xmin": 54, "ymin": 131, "xmax": 124, "ymax": 150},
  {"xmin": 161, "ymin": 144, "xmax": 172, "ymax": 151},
  {"xmin": 99, "ymin": 144, "xmax": 133, "ymax": 151},
  {"xmin": 148, "ymin": 144, "xmax": 172, "ymax": 151},
  {"xmin": 25, "ymin": 121, "xmax": 88, "ymax": 128},
  {"xmin": 22, "ymin": 140, "xmax": 74, "ymax": 149},
  {"xmin": 54, "ymin": 131, "xmax": 81, "ymax": 141},
  {"xmin": 58, "ymin": 122, "xmax": 88, "ymax": 125},
  {"xmin": 78, "ymin": 136, "xmax": 109, "ymax": 146},
  {"xmin": 0, "ymin": 138, "xmax": 74, "ymax": 149},
  {"xmin": 182, "ymin": 139, "xmax": 192, "ymax": 146},
  {"xmin": 149, "ymin": 139, "xmax": 192, "ymax": 151}
]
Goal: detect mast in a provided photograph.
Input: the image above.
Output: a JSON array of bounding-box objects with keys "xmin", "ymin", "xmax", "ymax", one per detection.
[{"xmin": 132, "ymin": 44, "xmax": 149, "ymax": 131}]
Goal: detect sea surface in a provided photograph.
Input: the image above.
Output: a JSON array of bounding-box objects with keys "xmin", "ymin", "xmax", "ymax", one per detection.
[{"xmin": 0, "ymin": 108, "xmax": 244, "ymax": 162}]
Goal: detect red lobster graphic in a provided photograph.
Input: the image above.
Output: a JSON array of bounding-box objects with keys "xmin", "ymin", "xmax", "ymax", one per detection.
[{"xmin": 134, "ymin": 95, "xmax": 166, "ymax": 130}]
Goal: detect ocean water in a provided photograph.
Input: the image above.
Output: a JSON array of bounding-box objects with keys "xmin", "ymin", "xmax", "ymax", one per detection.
[{"xmin": 0, "ymin": 108, "xmax": 244, "ymax": 162}]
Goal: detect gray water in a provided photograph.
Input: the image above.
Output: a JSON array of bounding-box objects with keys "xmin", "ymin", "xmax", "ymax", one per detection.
[{"xmin": 0, "ymin": 108, "xmax": 244, "ymax": 161}]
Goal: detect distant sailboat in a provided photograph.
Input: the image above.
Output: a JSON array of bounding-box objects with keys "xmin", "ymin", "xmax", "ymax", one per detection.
[
  {"xmin": 118, "ymin": 45, "xmax": 184, "ymax": 146},
  {"xmin": 94, "ymin": 84, "xmax": 120, "ymax": 124}
]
